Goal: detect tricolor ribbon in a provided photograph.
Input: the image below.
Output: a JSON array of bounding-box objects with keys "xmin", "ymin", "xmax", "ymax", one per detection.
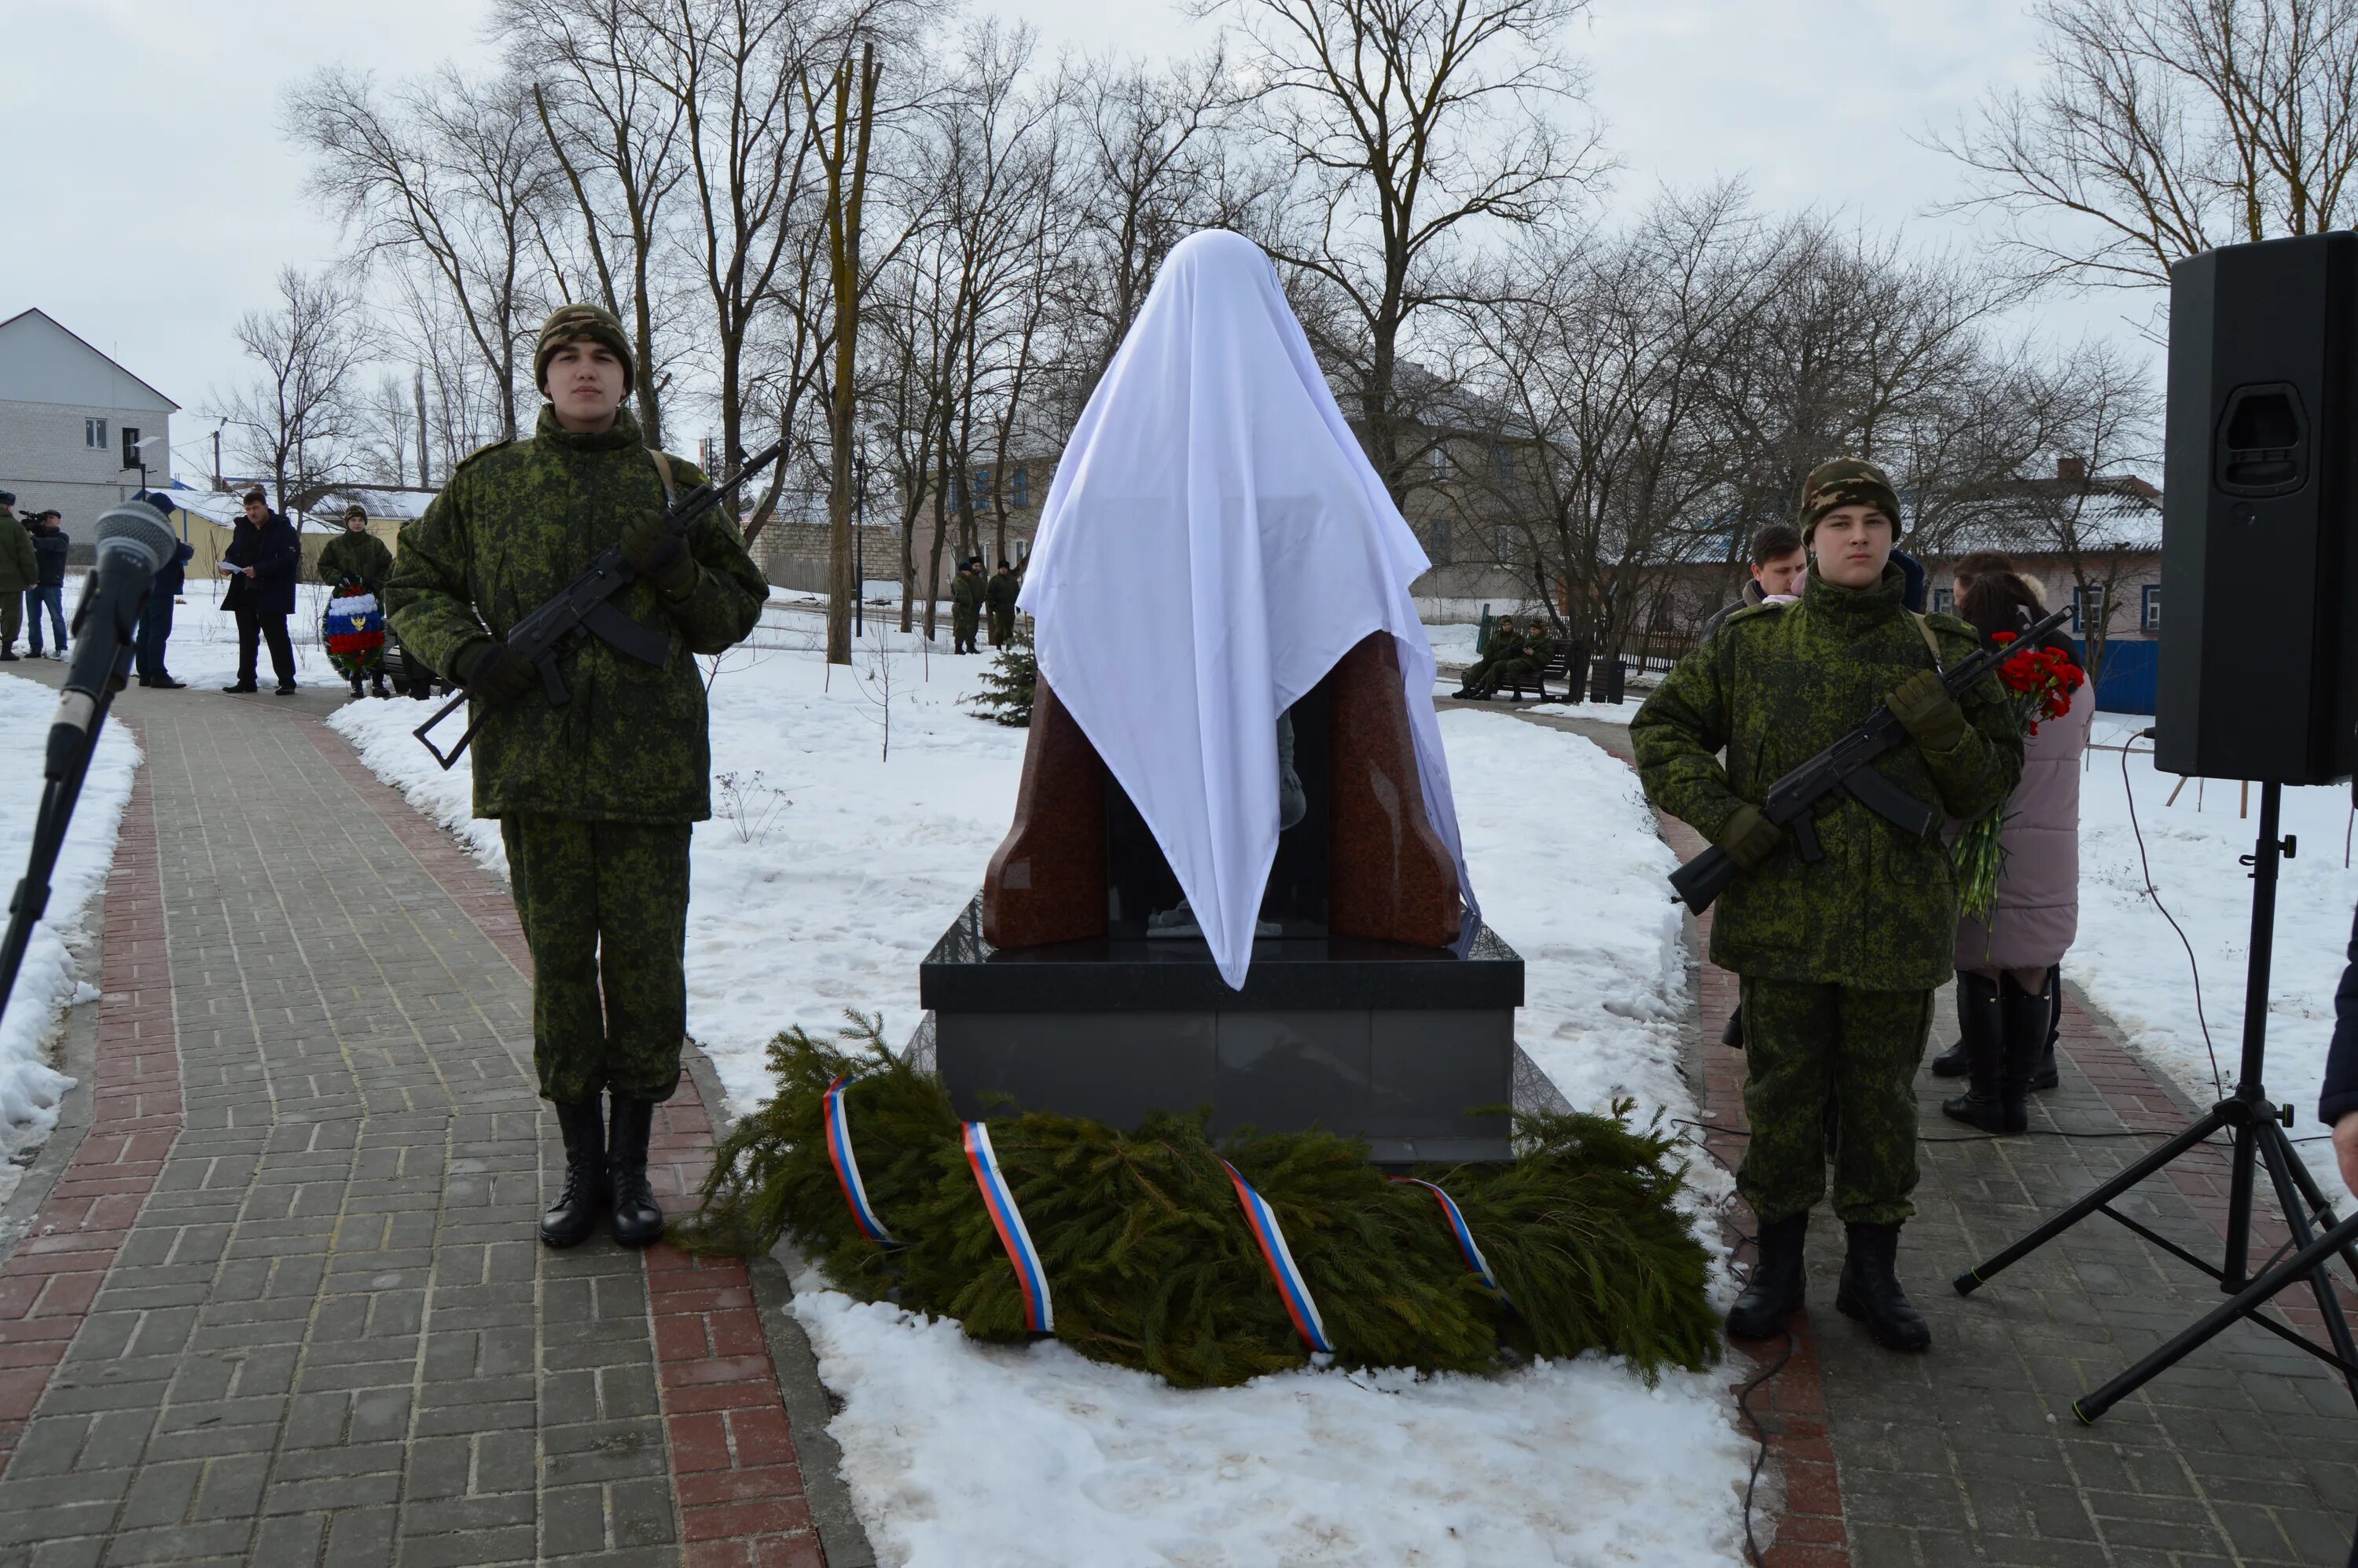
[
  {"xmin": 1221, "ymin": 1160, "xmax": 1334, "ymax": 1355},
  {"xmin": 1388, "ymin": 1176, "xmax": 1510, "ymax": 1303},
  {"xmin": 822, "ymin": 1075, "xmax": 896, "ymax": 1244},
  {"xmin": 962, "ymin": 1121, "xmax": 1053, "ymax": 1335}
]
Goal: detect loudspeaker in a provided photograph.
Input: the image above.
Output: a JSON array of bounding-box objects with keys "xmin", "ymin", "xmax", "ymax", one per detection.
[{"xmin": 2157, "ymin": 233, "xmax": 2358, "ymax": 784}]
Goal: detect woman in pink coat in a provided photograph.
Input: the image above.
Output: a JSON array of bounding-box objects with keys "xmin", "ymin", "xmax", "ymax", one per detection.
[{"xmin": 1942, "ymin": 558, "xmax": 2092, "ymax": 1134}]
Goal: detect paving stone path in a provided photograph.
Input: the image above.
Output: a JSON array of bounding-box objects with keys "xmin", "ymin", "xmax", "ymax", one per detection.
[
  {"xmin": 1506, "ymin": 703, "xmax": 2358, "ymax": 1568},
  {"xmin": 0, "ymin": 674, "xmax": 854, "ymax": 1568}
]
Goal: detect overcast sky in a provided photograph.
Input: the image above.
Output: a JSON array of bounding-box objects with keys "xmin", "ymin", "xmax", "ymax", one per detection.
[{"xmin": 0, "ymin": 0, "xmax": 2150, "ymax": 484}]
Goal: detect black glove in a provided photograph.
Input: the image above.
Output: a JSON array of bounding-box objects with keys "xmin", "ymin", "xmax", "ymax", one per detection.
[
  {"xmin": 621, "ymin": 514, "xmax": 696, "ymax": 596},
  {"xmin": 1715, "ymin": 802, "xmax": 1785, "ymax": 872},
  {"xmin": 462, "ymin": 641, "xmax": 537, "ymax": 706}
]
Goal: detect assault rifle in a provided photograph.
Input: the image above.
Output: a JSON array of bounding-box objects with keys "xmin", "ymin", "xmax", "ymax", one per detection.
[
  {"xmin": 413, "ymin": 439, "xmax": 784, "ymax": 770},
  {"xmin": 1666, "ymin": 601, "xmax": 2073, "ymax": 915}
]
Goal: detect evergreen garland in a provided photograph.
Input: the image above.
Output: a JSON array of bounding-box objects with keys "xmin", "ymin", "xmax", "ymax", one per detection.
[
  {"xmin": 963, "ymin": 625, "xmax": 1037, "ymax": 725},
  {"xmin": 681, "ymin": 1014, "xmax": 1721, "ymax": 1387}
]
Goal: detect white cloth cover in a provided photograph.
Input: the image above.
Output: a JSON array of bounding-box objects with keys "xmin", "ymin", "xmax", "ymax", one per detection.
[{"xmin": 1019, "ymin": 229, "xmax": 1475, "ymax": 989}]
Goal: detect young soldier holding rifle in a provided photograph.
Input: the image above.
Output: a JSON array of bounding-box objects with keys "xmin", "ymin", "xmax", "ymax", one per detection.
[
  {"xmin": 386, "ymin": 305, "xmax": 769, "ymax": 1250},
  {"xmin": 1631, "ymin": 458, "xmax": 2022, "ymax": 1352}
]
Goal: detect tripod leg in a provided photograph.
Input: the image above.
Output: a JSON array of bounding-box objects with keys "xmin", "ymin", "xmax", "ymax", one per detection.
[
  {"xmin": 2074, "ymin": 1210, "xmax": 2358, "ymax": 1423},
  {"xmin": 2225, "ymin": 1114, "xmax": 2263, "ymax": 1289},
  {"xmin": 2272, "ymin": 1131, "xmax": 2358, "ymax": 1284},
  {"xmin": 2254, "ymin": 1122, "xmax": 2358, "ymax": 1408},
  {"xmin": 1955, "ymin": 1107, "xmax": 2226, "ymax": 1295}
]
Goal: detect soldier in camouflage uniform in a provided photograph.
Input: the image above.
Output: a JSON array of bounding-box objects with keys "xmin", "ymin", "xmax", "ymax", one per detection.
[
  {"xmin": 1473, "ymin": 622, "xmax": 1553, "ymax": 700},
  {"xmin": 951, "ymin": 557, "xmax": 985, "ymax": 653},
  {"xmin": 1454, "ymin": 615, "xmax": 1521, "ymax": 698},
  {"xmin": 1631, "ymin": 457, "xmax": 2021, "ymax": 1352},
  {"xmin": 386, "ymin": 304, "xmax": 768, "ymax": 1250},
  {"xmin": 319, "ymin": 505, "xmax": 397, "ymax": 698},
  {"xmin": 0, "ymin": 492, "xmax": 34, "ymax": 659},
  {"xmin": 985, "ymin": 558, "xmax": 1020, "ymax": 647}
]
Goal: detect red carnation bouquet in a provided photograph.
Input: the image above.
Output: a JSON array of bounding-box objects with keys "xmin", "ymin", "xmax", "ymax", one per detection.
[{"xmin": 1955, "ymin": 630, "xmax": 2087, "ymax": 924}]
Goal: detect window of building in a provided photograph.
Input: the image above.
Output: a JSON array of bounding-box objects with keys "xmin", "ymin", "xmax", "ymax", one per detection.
[
  {"xmin": 121, "ymin": 426, "xmax": 140, "ymax": 469},
  {"xmin": 2072, "ymin": 583, "xmax": 2106, "ymax": 633},
  {"xmin": 1012, "ymin": 466, "xmax": 1029, "ymax": 509},
  {"xmin": 84, "ymin": 417, "xmax": 107, "ymax": 450},
  {"xmin": 1932, "ymin": 587, "xmax": 1955, "ymax": 615},
  {"xmin": 1429, "ymin": 444, "xmax": 1448, "ymax": 480},
  {"xmin": 2143, "ymin": 583, "xmax": 2161, "ymax": 632},
  {"xmin": 1490, "ymin": 443, "xmax": 1511, "ymax": 484},
  {"xmin": 972, "ymin": 468, "xmax": 993, "ymax": 507}
]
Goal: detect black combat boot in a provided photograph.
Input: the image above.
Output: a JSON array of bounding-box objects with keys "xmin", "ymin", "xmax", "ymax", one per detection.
[
  {"xmin": 1836, "ymin": 1222, "xmax": 1932, "ymax": 1351},
  {"xmin": 1998, "ymin": 973, "xmax": 2051, "ymax": 1129},
  {"xmin": 541, "ymin": 1098, "xmax": 606, "ymax": 1248},
  {"xmin": 1941, "ymin": 973, "xmax": 2016, "ymax": 1132},
  {"xmin": 606, "ymin": 1096, "xmax": 665, "ymax": 1248},
  {"xmin": 1726, "ymin": 1211, "xmax": 1809, "ymax": 1341}
]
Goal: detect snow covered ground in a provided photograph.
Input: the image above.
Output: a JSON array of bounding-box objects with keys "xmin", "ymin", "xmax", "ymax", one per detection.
[
  {"xmin": 327, "ymin": 618, "xmax": 1752, "ymax": 1566},
  {"xmin": 2070, "ymin": 714, "xmax": 2358, "ymax": 1199},
  {"xmin": 0, "ymin": 672, "xmax": 141, "ymax": 1223}
]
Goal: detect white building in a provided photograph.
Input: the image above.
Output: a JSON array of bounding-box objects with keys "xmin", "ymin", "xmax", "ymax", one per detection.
[{"xmin": 0, "ymin": 308, "xmax": 179, "ymax": 529}]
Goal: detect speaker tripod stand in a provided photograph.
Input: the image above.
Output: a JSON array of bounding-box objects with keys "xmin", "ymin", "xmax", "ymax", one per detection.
[{"xmin": 1954, "ymin": 780, "xmax": 2358, "ymax": 1422}]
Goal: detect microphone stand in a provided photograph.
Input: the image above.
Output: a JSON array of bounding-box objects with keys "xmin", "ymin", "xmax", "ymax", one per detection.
[{"xmin": 0, "ymin": 579, "xmax": 138, "ymax": 1025}]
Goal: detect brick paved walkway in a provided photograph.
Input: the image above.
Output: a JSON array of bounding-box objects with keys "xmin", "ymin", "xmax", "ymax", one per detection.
[
  {"xmin": 0, "ymin": 677, "xmax": 842, "ymax": 1568},
  {"xmin": 1505, "ymin": 703, "xmax": 2358, "ymax": 1567}
]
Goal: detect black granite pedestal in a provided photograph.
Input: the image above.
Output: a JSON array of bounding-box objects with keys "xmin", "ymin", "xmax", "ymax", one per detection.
[{"xmin": 917, "ymin": 896, "xmax": 1526, "ymax": 1163}]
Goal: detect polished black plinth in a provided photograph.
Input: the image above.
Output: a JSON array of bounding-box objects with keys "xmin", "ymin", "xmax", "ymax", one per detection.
[{"xmin": 916, "ymin": 896, "xmax": 1524, "ymax": 1163}]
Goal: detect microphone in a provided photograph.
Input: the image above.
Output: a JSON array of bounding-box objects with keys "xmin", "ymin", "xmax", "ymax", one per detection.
[{"xmin": 47, "ymin": 500, "xmax": 175, "ymax": 777}]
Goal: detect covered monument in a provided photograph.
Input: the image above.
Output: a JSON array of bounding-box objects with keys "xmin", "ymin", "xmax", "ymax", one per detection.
[{"xmin": 918, "ymin": 230, "xmax": 1526, "ymax": 1162}]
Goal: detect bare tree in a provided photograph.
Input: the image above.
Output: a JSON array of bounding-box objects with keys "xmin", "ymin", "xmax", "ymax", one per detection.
[
  {"xmin": 219, "ymin": 267, "xmax": 373, "ymax": 515},
  {"xmin": 498, "ymin": 0, "xmax": 693, "ymax": 446},
  {"xmin": 810, "ymin": 39, "xmax": 882, "ymax": 664},
  {"xmin": 290, "ymin": 67, "xmax": 562, "ymax": 441},
  {"xmin": 1211, "ymin": 0, "xmax": 1606, "ymax": 504},
  {"xmin": 356, "ymin": 370, "xmax": 420, "ymax": 485},
  {"xmin": 1935, "ymin": 0, "xmax": 2358, "ymax": 289}
]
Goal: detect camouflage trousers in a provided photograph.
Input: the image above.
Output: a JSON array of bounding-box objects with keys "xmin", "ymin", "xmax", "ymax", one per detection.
[
  {"xmin": 988, "ymin": 608, "xmax": 1014, "ymax": 646},
  {"xmin": 500, "ymin": 814, "xmax": 692, "ymax": 1106},
  {"xmin": 953, "ymin": 608, "xmax": 980, "ymax": 653},
  {"xmin": 1736, "ymin": 976, "xmax": 1934, "ymax": 1227},
  {"xmin": 0, "ymin": 592, "xmax": 17, "ymax": 648}
]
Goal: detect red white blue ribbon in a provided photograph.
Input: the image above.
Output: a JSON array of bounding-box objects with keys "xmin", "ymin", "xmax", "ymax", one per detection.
[
  {"xmin": 822, "ymin": 1075, "xmax": 896, "ymax": 1244},
  {"xmin": 1221, "ymin": 1160, "xmax": 1334, "ymax": 1355},
  {"xmin": 1389, "ymin": 1176, "xmax": 1509, "ymax": 1303},
  {"xmin": 962, "ymin": 1121, "xmax": 1053, "ymax": 1335}
]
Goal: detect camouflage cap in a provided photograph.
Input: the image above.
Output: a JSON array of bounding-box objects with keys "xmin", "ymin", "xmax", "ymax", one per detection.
[
  {"xmin": 1798, "ymin": 457, "xmax": 1902, "ymax": 540},
  {"xmin": 533, "ymin": 303, "xmax": 636, "ymax": 395}
]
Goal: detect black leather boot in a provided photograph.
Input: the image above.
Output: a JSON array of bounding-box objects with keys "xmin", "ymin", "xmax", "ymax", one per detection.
[
  {"xmin": 1998, "ymin": 973, "xmax": 2051, "ymax": 1132},
  {"xmin": 1836, "ymin": 1222, "xmax": 1932, "ymax": 1351},
  {"xmin": 1929, "ymin": 1037, "xmax": 1969, "ymax": 1078},
  {"xmin": 541, "ymin": 1097, "xmax": 606, "ymax": 1248},
  {"xmin": 1726, "ymin": 1211, "xmax": 1808, "ymax": 1341},
  {"xmin": 2029, "ymin": 965, "xmax": 2062, "ymax": 1091},
  {"xmin": 1941, "ymin": 974, "xmax": 2015, "ymax": 1132},
  {"xmin": 606, "ymin": 1096, "xmax": 665, "ymax": 1247}
]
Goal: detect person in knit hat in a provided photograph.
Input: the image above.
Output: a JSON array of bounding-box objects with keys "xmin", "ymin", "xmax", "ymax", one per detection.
[
  {"xmin": 386, "ymin": 302, "xmax": 766, "ymax": 1252},
  {"xmin": 1631, "ymin": 454, "xmax": 2021, "ymax": 1356}
]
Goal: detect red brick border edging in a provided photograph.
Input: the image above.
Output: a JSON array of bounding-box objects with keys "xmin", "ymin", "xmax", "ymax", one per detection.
[{"xmin": 0, "ymin": 739, "xmax": 177, "ymax": 1477}]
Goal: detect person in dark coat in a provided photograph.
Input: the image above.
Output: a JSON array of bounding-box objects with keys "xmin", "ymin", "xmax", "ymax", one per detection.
[
  {"xmin": 25, "ymin": 510, "xmax": 70, "ymax": 659},
  {"xmin": 222, "ymin": 487, "xmax": 301, "ymax": 693},
  {"xmin": 985, "ymin": 559, "xmax": 1020, "ymax": 647},
  {"xmin": 2323, "ymin": 909, "xmax": 2358, "ymax": 1568},
  {"xmin": 1701, "ymin": 523, "xmax": 1808, "ymax": 641},
  {"xmin": 133, "ymin": 493, "xmax": 193, "ymax": 688}
]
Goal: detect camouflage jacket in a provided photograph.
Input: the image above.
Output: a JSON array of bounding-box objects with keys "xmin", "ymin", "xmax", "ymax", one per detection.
[
  {"xmin": 0, "ymin": 514, "xmax": 34, "ymax": 593},
  {"xmin": 318, "ymin": 530, "xmax": 394, "ymax": 591},
  {"xmin": 1630, "ymin": 564, "xmax": 2022, "ymax": 990},
  {"xmin": 952, "ymin": 571, "xmax": 984, "ymax": 615},
  {"xmin": 384, "ymin": 405, "xmax": 768, "ymax": 823}
]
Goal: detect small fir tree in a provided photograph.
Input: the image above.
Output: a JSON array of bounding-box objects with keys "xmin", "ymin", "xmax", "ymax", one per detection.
[{"xmin": 964, "ymin": 623, "xmax": 1037, "ymax": 726}]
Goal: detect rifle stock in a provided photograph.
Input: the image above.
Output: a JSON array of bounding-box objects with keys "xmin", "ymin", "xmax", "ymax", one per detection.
[
  {"xmin": 411, "ymin": 439, "xmax": 785, "ymax": 770},
  {"xmin": 1663, "ymin": 601, "xmax": 2073, "ymax": 915}
]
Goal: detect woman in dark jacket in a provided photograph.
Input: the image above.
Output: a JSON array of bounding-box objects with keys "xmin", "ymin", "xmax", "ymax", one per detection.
[
  {"xmin": 2324, "ymin": 908, "xmax": 2358, "ymax": 1568},
  {"xmin": 221, "ymin": 487, "xmax": 302, "ymax": 693}
]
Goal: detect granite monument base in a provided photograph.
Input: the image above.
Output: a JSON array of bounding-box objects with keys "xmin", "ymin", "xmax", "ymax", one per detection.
[{"xmin": 916, "ymin": 895, "xmax": 1526, "ymax": 1164}]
